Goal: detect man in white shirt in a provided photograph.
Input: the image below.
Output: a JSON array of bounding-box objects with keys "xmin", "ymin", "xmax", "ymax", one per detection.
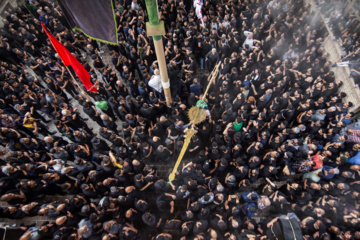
[
  {"xmin": 148, "ymin": 69, "xmax": 163, "ymax": 98},
  {"xmin": 242, "ymin": 31, "xmax": 254, "ymax": 50},
  {"xmin": 131, "ymin": 0, "xmax": 142, "ymax": 11}
]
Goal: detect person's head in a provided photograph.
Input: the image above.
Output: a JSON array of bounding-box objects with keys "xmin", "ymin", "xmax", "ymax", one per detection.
[
  {"xmin": 37, "ymin": 9, "xmax": 44, "ymax": 16},
  {"xmin": 143, "ymin": 212, "xmax": 152, "ymax": 222},
  {"xmin": 55, "ymin": 216, "xmax": 67, "ymax": 226},
  {"xmin": 186, "ymin": 210, "xmax": 193, "ymax": 219},
  {"xmin": 329, "ymin": 168, "xmax": 340, "ymax": 175},
  {"xmin": 211, "ymin": 47, "xmax": 217, "ymax": 54},
  {"xmin": 337, "ymin": 183, "xmax": 350, "ymax": 191},
  {"xmin": 2, "ymin": 165, "xmax": 13, "ymax": 176},
  {"xmin": 203, "ymin": 194, "xmax": 210, "ymax": 202},
  {"xmin": 250, "ymin": 192, "xmax": 258, "ymax": 201},
  {"xmin": 218, "ymin": 220, "xmax": 227, "ymax": 231},
  {"xmin": 343, "ymin": 231, "xmax": 353, "ymax": 240},
  {"xmin": 310, "ymin": 182, "xmax": 321, "ymax": 190}
]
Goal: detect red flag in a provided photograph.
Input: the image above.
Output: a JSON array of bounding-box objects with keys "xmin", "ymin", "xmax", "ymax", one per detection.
[{"xmin": 41, "ymin": 22, "xmax": 97, "ymax": 93}]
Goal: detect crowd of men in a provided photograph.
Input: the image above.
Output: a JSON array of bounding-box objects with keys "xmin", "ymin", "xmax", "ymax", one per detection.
[
  {"xmin": 320, "ymin": 0, "xmax": 360, "ymax": 86},
  {"xmin": 0, "ymin": 0, "xmax": 360, "ymax": 239}
]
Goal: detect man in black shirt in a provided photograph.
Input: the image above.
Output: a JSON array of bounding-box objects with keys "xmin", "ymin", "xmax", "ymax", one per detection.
[
  {"xmin": 142, "ymin": 212, "xmax": 162, "ymax": 228},
  {"xmin": 56, "ymin": 74, "xmax": 77, "ymax": 98},
  {"xmin": 155, "ymin": 145, "xmax": 172, "ymax": 162},
  {"xmin": 182, "ymin": 54, "xmax": 197, "ymax": 79},
  {"xmin": 199, "ymin": 37, "xmax": 211, "ymax": 70},
  {"xmin": 99, "ymin": 127, "xmax": 114, "ymax": 140},
  {"xmin": 83, "ymin": 102, "xmax": 104, "ymax": 127},
  {"xmin": 156, "ymin": 193, "xmax": 176, "ymax": 214},
  {"xmin": 44, "ymin": 77, "xmax": 70, "ymax": 102},
  {"xmin": 91, "ymin": 54, "xmax": 105, "ymax": 71},
  {"xmin": 205, "ymin": 48, "xmax": 219, "ymax": 70},
  {"xmin": 101, "ymin": 114, "xmax": 117, "ymax": 132}
]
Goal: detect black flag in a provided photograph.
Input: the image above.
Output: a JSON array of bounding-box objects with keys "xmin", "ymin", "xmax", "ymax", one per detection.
[{"xmin": 59, "ymin": 0, "xmax": 118, "ymax": 45}]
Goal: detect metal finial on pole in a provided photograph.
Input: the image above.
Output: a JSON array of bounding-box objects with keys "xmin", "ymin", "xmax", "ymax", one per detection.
[{"xmin": 168, "ymin": 62, "xmax": 221, "ymax": 182}]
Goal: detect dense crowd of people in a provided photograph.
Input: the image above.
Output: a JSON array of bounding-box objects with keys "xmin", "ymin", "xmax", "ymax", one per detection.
[
  {"xmin": 0, "ymin": 0, "xmax": 359, "ymax": 239},
  {"xmin": 319, "ymin": 0, "xmax": 360, "ymax": 86}
]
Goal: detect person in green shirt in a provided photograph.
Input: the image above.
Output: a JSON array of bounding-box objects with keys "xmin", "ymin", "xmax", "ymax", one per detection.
[
  {"xmin": 95, "ymin": 96, "xmax": 116, "ymax": 120},
  {"xmin": 302, "ymin": 168, "xmax": 323, "ymax": 182},
  {"xmin": 233, "ymin": 116, "xmax": 243, "ymax": 132},
  {"xmin": 116, "ymin": 2, "xmax": 125, "ymax": 14},
  {"xmin": 95, "ymin": 100, "xmax": 109, "ymax": 111},
  {"xmin": 24, "ymin": 0, "xmax": 39, "ymax": 16}
]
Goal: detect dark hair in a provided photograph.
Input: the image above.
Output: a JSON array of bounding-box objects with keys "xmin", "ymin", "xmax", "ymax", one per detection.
[
  {"xmin": 204, "ymin": 195, "xmax": 210, "ymax": 201},
  {"xmin": 248, "ymin": 206, "xmax": 256, "ymax": 213},
  {"xmin": 144, "ymin": 212, "xmax": 152, "ymax": 222},
  {"xmin": 218, "ymin": 221, "xmax": 227, "ymax": 230},
  {"xmin": 341, "ymin": 183, "xmax": 350, "ymax": 191},
  {"xmin": 89, "ymin": 213, "xmax": 98, "ymax": 222},
  {"xmin": 180, "ymin": 226, "xmax": 189, "ymax": 235},
  {"xmin": 250, "ymin": 193, "xmax": 258, "ymax": 201},
  {"xmin": 83, "ymin": 102, "xmax": 90, "ymax": 108},
  {"xmin": 317, "ymin": 172, "xmax": 325, "ymax": 178},
  {"xmin": 339, "ymin": 92, "xmax": 347, "ymax": 98}
]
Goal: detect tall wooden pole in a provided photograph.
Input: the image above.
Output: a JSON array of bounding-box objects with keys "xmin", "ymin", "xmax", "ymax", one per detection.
[{"xmin": 145, "ymin": 0, "xmax": 172, "ymax": 106}]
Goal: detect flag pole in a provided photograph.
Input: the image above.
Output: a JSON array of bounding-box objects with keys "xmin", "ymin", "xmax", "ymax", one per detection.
[
  {"xmin": 64, "ymin": 65, "xmax": 96, "ymax": 98},
  {"xmin": 53, "ymin": 47, "xmax": 89, "ymax": 94},
  {"xmin": 64, "ymin": 65, "xmax": 95, "ymax": 108},
  {"xmin": 58, "ymin": 60, "xmax": 94, "ymax": 98},
  {"xmin": 64, "ymin": 65, "xmax": 87, "ymax": 92},
  {"xmin": 145, "ymin": 0, "xmax": 172, "ymax": 106}
]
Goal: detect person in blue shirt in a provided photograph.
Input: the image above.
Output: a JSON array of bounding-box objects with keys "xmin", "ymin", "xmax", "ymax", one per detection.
[
  {"xmin": 331, "ymin": 134, "xmax": 348, "ymax": 143},
  {"xmin": 189, "ymin": 78, "xmax": 202, "ymax": 97},
  {"xmin": 242, "ymin": 203, "xmax": 257, "ymax": 218},
  {"xmin": 348, "ymin": 151, "xmax": 360, "ymax": 165},
  {"xmin": 322, "ymin": 165, "xmax": 340, "ymax": 180},
  {"xmin": 242, "ymin": 191, "xmax": 259, "ymax": 203},
  {"xmin": 137, "ymin": 81, "xmax": 150, "ymax": 104},
  {"xmin": 37, "ymin": 9, "xmax": 50, "ymax": 26},
  {"xmin": 336, "ymin": 112, "xmax": 354, "ymax": 125}
]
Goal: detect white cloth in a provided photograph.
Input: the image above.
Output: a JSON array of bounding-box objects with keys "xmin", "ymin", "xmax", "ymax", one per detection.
[
  {"xmin": 336, "ymin": 61, "xmax": 350, "ymax": 67},
  {"xmin": 148, "ymin": 74, "xmax": 163, "ymax": 93},
  {"xmin": 194, "ymin": 0, "xmax": 205, "ymax": 25}
]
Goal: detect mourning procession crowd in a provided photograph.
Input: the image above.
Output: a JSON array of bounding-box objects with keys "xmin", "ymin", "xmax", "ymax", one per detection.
[{"xmin": 0, "ymin": 0, "xmax": 360, "ymax": 239}]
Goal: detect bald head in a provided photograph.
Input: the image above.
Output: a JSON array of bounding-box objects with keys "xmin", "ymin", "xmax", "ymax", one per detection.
[{"xmin": 44, "ymin": 136, "xmax": 53, "ymax": 143}]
